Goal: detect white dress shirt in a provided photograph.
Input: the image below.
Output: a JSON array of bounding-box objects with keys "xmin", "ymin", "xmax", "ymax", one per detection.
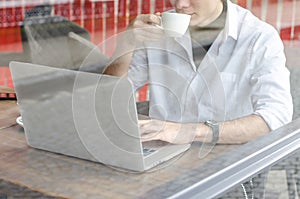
[{"xmin": 128, "ymin": 0, "xmax": 293, "ymax": 130}]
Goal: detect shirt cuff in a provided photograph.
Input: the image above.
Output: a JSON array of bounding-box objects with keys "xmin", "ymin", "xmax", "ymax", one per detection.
[{"xmin": 254, "ymin": 108, "xmax": 293, "ymax": 130}]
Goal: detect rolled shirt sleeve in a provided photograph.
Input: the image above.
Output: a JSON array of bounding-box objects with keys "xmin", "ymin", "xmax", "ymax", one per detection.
[{"xmin": 250, "ymin": 27, "xmax": 293, "ymax": 130}]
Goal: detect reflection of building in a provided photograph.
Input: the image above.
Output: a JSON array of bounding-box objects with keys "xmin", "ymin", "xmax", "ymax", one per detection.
[
  {"xmin": 0, "ymin": 0, "xmax": 74, "ymax": 9},
  {"xmin": 1, "ymin": 0, "xmax": 299, "ymax": 47},
  {"xmin": 0, "ymin": 0, "xmax": 300, "ymax": 100}
]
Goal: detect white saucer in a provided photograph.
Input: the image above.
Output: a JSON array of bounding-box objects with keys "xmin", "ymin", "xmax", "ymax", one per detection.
[{"xmin": 16, "ymin": 116, "xmax": 24, "ymax": 127}]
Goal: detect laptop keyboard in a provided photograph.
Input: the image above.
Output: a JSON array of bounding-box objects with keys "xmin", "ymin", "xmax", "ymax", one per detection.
[
  {"xmin": 142, "ymin": 148, "xmax": 156, "ymax": 157},
  {"xmin": 142, "ymin": 141, "xmax": 169, "ymax": 157}
]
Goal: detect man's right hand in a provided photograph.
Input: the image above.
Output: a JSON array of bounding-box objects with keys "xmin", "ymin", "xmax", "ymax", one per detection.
[
  {"xmin": 127, "ymin": 13, "xmax": 164, "ymax": 44},
  {"xmin": 103, "ymin": 13, "xmax": 164, "ymax": 76}
]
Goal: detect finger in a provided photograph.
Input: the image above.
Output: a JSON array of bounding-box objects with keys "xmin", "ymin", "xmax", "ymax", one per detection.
[
  {"xmin": 137, "ymin": 14, "xmax": 161, "ymax": 26},
  {"xmin": 140, "ymin": 127, "xmax": 160, "ymax": 135},
  {"xmin": 154, "ymin": 12, "xmax": 162, "ymax": 16},
  {"xmin": 140, "ymin": 123, "xmax": 165, "ymax": 134},
  {"xmin": 138, "ymin": 120, "xmax": 149, "ymax": 124},
  {"xmin": 133, "ymin": 28, "xmax": 164, "ymax": 43},
  {"xmin": 141, "ymin": 132, "xmax": 160, "ymax": 142},
  {"xmin": 134, "ymin": 26, "xmax": 164, "ymax": 35},
  {"xmin": 138, "ymin": 120, "xmax": 151, "ymax": 127},
  {"xmin": 141, "ymin": 131, "xmax": 158, "ymax": 137},
  {"xmin": 141, "ymin": 137, "xmax": 158, "ymax": 142}
]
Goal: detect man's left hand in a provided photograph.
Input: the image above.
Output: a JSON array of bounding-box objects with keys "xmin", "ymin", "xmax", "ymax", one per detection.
[{"xmin": 138, "ymin": 119, "xmax": 197, "ymax": 144}]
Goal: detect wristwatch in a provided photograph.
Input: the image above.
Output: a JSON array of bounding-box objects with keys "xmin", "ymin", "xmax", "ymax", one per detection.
[{"xmin": 204, "ymin": 120, "xmax": 219, "ymax": 144}]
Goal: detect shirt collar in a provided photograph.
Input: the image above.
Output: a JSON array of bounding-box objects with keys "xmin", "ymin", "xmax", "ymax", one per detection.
[
  {"xmin": 222, "ymin": 0, "xmax": 238, "ymax": 43},
  {"xmin": 174, "ymin": 0, "xmax": 239, "ymax": 58}
]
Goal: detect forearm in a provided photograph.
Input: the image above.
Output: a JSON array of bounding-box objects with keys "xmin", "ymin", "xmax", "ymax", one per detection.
[
  {"xmin": 103, "ymin": 52, "xmax": 133, "ymax": 77},
  {"xmin": 140, "ymin": 114, "xmax": 270, "ymax": 144},
  {"xmin": 196, "ymin": 114, "xmax": 271, "ymax": 144},
  {"xmin": 103, "ymin": 31, "xmax": 136, "ymax": 77}
]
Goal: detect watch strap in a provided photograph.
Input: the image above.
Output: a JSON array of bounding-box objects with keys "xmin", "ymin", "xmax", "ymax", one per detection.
[{"xmin": 205, "ymin": 120, "xmax": 219, "ymax": 144}]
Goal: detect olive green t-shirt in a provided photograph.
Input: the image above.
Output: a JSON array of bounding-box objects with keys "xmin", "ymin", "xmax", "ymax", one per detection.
[{"xmin": 190, "ymin": 0, "xmax": 227, "ymax": 67}]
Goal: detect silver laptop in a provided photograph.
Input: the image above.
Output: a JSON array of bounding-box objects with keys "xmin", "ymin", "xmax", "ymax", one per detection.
[{"xmin": 10, "ymin": 61, "xmax": 190, "ymax": 172}]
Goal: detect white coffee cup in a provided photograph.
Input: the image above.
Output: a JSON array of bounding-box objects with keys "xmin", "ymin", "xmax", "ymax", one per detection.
[{"xmin": 158, "ymin": 10, "xmax": 191, "ymax": 37}]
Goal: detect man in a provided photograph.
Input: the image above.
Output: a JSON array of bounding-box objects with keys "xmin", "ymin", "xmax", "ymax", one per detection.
[{"xmin": 104, "ymin": 0, "xmax": 293, "ymax": 145}]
